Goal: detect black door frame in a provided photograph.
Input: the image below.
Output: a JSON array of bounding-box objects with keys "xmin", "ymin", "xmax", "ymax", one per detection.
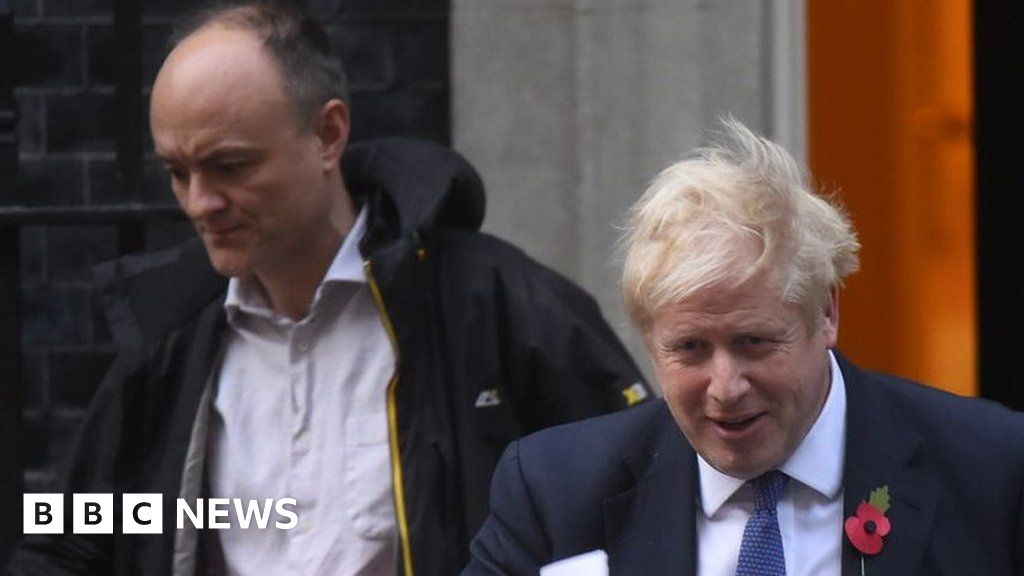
[{"xmin": 974, "ymin": 1, "xmax": 1024, "ymax": 409}]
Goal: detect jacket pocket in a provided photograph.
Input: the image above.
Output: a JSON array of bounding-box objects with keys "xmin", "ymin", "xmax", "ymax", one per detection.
[{"xmin": 343, "ymin": 411, "xmax": 395, "ymax": 539}]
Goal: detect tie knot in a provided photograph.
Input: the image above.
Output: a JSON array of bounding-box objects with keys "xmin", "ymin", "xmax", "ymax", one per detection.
[{"xmin": 751, "ymin": 471, "xmax": 788, "ymax": 511}]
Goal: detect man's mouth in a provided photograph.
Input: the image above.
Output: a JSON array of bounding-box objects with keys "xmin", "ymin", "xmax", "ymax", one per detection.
[
  {"xmin": 203, "ymin": 224, "xmax": 243, "ymax": 237},
  {"xmin": 711, "ymin": 413, "xmax": 765, "ymax": 432}
]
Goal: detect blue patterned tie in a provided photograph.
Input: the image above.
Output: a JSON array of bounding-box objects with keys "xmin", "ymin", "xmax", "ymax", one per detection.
[{"xmin": 735, "ymin": 471, "xmax": 788, "ymax": 576}]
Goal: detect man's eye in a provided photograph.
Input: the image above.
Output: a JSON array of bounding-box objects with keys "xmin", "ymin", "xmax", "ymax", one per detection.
[
  {"xmin": 215, "ymin": 162, "xmax": 245, "ymax": 176},
  {"xmin": 735, "ymin": 336, "xmax": 770, "ymax": 349},
  {"xmin": 675, "ymin": 340, "xmax": 706, "ymax": 352},
  {"xmin": 665, "ymin": 340, "xmax": 710, "ymax": 365},
  {"xmin": 166, "ymin": 167, "xmax": 188, "ymax": 183}
]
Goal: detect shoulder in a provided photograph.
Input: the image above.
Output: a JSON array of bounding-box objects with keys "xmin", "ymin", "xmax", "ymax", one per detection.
[
  {"xmin": 512, "ymin": 401, "xmax": 677, "ymax": 492},
  {"xmin": 861, "ymin": 367, "xmax": 1024, "ymax": 437},
  {"xmin": 844, "ymin": 357, "xmax": 1024, "ymax": 466},
  {"xmin": 94, "ymin": 239, "xmax": 226, "ymax": 347},
  {"xmin": 431, "ymin": 228, "xmax": 564, "ymax": 277},
  {"xmin": 429, "ymin": 228, "xmax": 601, "ymax": 311}
]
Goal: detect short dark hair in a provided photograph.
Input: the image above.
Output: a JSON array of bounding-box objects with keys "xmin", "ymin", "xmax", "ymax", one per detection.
[{"xmin": 170, "ymin": 1, "xmax": 350, "ymax": 129}]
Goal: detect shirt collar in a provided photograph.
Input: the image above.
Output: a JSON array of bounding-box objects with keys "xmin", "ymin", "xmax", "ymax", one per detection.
[
  {"xmin": 321, "ymin": 205, "xmax": 369, "ymax": 285},
  {"xmin": 697, "ymin": 350, "xmax": 847, "ymax": 517},
  {"xmin": 224, "ymin": 205, "xmax": 369, "ymax": 323}
]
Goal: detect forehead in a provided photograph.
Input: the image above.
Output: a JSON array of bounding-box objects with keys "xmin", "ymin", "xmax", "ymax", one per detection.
[
  {"xmin": 651, "ymin": 278, "xmax": 800, "ymax": 335},
  {"xmin": 150, "ymin": 26, "xmax": 295, "ymax": 145}
]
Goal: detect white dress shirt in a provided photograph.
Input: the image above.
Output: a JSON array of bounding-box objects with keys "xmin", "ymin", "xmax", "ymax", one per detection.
[
  {"xmin": 696, "ymin": 351, "xmax": 846, "ymax": 576},
  {"xmin": 209, "ymin": 207, "xmax": 398, "ymax": 576}
]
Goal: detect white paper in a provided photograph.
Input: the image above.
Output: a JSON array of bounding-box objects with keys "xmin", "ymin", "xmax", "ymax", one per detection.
[{"xmin": 539, "ymin": 549, "xmax": 609, "ymax": 576}]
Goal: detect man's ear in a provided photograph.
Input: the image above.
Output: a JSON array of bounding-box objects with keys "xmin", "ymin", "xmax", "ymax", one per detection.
[
  {"xmin": 315, "ymin": 99, "xmax": 350, "ymax": 170},
  {"xmin": 822, "ymin": 285, "xmax": 839, "ymax": 347}
]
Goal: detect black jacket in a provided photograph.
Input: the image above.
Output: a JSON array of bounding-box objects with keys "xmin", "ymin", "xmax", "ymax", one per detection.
[{"xmin": 7, "ymin": 138, "xmax": 648, "ymax": 576}]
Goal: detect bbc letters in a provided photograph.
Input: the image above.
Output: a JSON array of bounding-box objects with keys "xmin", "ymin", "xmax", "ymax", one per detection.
[{"xmin": 23, "ymin": 494, "xmax": 298, "ymax": 534}]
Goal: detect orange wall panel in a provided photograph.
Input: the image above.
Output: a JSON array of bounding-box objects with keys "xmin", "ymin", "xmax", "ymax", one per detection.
[{"xmin": 808, "ymin": 0, "xmax": 976, "ymax": 396}]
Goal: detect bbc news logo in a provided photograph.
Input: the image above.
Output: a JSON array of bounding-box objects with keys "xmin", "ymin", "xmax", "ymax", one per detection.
[{"xmin": 24, "ymin": 494, "xmax": 298, "ymax": 534}]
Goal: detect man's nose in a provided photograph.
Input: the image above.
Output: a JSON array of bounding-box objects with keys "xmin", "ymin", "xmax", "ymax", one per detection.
[
  {"xmin": 705, "ymin": 350, "xmax": 749, "ymax": 405},
  {"xmin": 182, "ymin": 174, "xmax": 227, "ymax": 218}
]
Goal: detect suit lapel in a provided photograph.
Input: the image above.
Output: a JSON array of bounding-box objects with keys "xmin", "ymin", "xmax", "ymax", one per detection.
[
  {"xmin": 840, "ymin": 355, "xmax": 940, "ymax": 576},
  {"xmin": 599, "ymin": 357, "xmax": 944, "ymax": 576},
  {"xmin": 604, "ymin": 406, "xmax": 698, "ymax": 576}
]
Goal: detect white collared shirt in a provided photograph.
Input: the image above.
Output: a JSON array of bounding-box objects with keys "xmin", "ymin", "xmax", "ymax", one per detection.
[
  {"xmin": 209, "ymin": 207, "xmax": 398, "ymax": 576},
  {"xmin": 696, "ymin": 351, "xmax": 846, "ymax": 576}
]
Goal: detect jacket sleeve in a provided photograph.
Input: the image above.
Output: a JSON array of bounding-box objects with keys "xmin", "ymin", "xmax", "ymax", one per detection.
[
  {"xmin": 501, "ymin": 260, "xmax": 651, "ymax": 432},
  {"xmin": 463, "ymin": 441, "xmax": 548, "ymax": 576},
  {"xmin": 4, "ymin": 354, "xmax": 135, "ymax": 575}
]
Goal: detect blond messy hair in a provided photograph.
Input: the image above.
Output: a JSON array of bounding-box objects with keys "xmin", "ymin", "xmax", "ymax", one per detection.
[{"xmin": 621, "ymin": 118, "xmax": 860, "ymax": 329}]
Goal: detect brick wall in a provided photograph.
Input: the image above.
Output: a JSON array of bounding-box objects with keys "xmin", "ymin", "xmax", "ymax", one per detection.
[{"xmin": 7, "ymin": 0, "xmax": 450, "ymax": 493}]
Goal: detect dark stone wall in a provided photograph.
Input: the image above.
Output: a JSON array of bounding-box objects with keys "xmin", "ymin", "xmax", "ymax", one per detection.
[{"xmin": 6, "ymin": 0, "xmax": 450, "ymax": 496}]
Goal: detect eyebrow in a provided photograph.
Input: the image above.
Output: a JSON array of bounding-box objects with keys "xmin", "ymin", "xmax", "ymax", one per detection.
[
  {"xmin": 664, "ymin": 318, "xmax": 788, "ymax": 339},
  {"xmin": 201, "ymin": 147, "xmax": 260, "ymax": 162},
  {"xmin": 157, "ymin": 145, "xmax": 262, "ymax": 165}
]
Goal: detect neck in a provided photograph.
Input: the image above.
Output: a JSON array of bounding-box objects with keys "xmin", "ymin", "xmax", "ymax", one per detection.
[
  {"xmin": 258, "ymin": 239, "xmax": 340, "ymax": 321},
  {"xmin": 256, "ymin": 182, "xmax": 357, "ymax": 321}
]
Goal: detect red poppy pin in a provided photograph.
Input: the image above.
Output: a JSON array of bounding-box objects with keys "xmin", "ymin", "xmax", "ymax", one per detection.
[{"xmin": 845, "ymin": 485, "xmax": 891, "ymax": 574}]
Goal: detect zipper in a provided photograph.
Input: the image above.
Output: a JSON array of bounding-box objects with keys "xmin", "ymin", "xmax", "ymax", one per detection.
[{"xmin": 364, "ymin": 260, "xmax": 415, "ymax": 576}]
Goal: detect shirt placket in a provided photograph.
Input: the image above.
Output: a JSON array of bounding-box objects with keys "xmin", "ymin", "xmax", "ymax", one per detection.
[{"xmin": 287, "ymin": 321, "xmax": 316, "ymax": 575}]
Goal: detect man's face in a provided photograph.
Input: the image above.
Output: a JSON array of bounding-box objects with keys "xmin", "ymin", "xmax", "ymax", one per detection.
[
  {"xmin": 645, "ymin": 275, "xmax": 838, "ymax": 479},
  {"xmin": 150, "ymin": 26, "xmax": 341, "ymax": 279}
]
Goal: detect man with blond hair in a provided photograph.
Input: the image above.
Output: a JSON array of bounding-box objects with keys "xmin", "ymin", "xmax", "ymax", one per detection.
[{"xmin": 463, "ymin": 119, "xmax": 1024, "ymax": 575}]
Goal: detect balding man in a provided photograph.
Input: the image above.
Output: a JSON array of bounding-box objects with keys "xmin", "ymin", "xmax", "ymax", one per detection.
[{"xmin": 5, "ymin": 2, "xmax": 648, "ymax": 575}]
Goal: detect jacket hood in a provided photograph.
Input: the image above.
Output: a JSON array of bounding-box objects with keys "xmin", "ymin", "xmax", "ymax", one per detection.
[
  {"xmin": 95, "ymin": 137, "xmax": 487, "ymax": 347},
  {"xmin": 343, "ymin": 137, "xmax": 486, "ymax": 253}
]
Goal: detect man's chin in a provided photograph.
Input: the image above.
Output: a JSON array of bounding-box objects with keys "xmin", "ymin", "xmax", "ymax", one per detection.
[
  {"xmin": 203, "ymin": 247, "xmax": 253, "ymax": 279},
  {"xmin": 700, "ymin": 446, "xmax": 783, "ymax": 480}
]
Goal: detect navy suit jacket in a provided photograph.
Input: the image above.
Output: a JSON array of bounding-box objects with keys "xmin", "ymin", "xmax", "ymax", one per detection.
[{"xmin": 463, "ymin": 354, "xmax": 1024, "ymax": 575}]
